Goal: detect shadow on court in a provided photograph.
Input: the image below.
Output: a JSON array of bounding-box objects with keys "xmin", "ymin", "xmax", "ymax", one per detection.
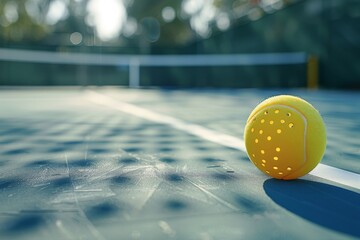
[
  {"xmin": 264, "ymin": 179, "xmax": 360, "ymax": 238},
  {"xmin": 1, "ymin": 214, "xmax": 46, "ymax": 236}
]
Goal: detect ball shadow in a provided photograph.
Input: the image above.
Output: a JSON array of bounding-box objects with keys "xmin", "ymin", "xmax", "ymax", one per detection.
[{"xmin": 263, "ymin": 179, "xmax": 360, "ymax": 238}]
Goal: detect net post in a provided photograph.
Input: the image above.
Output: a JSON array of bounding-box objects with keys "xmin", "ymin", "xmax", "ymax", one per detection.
[
  {"xmin": 307, "ymin": 55, "xmax": 319, "ymax": 89},
  {"xmin": 129, "ymin": 58, "xmax": 140, "ymax": 88}
]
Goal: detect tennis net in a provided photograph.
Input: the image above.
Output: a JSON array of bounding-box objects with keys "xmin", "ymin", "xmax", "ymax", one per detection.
[{"xmin": 0, "ymin": 48, "xmax": 315, "ymax": 88}]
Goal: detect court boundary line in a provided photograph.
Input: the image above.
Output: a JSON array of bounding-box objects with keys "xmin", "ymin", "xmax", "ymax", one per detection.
[{"xmin": 86, "ymin": 90, "xmax": 360, "ymax": 190}]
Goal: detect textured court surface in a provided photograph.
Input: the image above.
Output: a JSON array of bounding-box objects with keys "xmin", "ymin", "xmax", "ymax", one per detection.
[{"xmin": 0, "ymin": 87, "xmax": 359, "ymax": 240}]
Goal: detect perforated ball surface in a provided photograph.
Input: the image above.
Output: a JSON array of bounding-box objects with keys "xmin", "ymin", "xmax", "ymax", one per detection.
[{"xmin": 244, "ymin": 95, "xmax": 326, "ymax": 180}]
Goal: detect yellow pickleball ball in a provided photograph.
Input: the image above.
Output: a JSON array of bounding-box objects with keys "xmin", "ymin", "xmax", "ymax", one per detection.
[{"xmin": 244, "ymin": 95, "xmax": 326, "ymax": 180}]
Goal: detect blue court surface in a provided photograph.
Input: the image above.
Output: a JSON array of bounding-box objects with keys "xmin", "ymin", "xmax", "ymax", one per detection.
[{"xmin": 0, "ymin": 87, "xmax": 359, "ymax": 240}]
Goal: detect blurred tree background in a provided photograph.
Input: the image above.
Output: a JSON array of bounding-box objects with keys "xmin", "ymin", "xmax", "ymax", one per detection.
[
  {"xmin": 0, "ymin": 0, "xmax": 359, "ymax": 88},
  {"xmin": 0, "ymin": 0, "xmax": 300, "ymax": 51}
]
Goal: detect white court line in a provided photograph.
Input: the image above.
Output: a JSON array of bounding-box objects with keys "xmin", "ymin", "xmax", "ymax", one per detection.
[{"xmin": 86, "ymin": 91, "xmax": 360, "ymax": 190}]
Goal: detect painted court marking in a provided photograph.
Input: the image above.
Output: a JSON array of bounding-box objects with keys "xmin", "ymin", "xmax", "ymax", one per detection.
[{"xmin": 87, "ymin": 91, "xmax": 360, "ymax": 190}]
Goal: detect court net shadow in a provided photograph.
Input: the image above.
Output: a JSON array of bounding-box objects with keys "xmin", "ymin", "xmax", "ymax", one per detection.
[{"xmin": 263, "ymin": 179, "xmax": 360, "ymax": 238}]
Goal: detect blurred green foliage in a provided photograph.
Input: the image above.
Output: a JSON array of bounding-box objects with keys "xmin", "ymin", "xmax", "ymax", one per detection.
[
  {"xmin": 0, "ymin": 0, "xmax": 49, "ymax": 42},
  {"xmin": 0, "ymin": 0, "xmax": 298, "ymax": 49}
]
